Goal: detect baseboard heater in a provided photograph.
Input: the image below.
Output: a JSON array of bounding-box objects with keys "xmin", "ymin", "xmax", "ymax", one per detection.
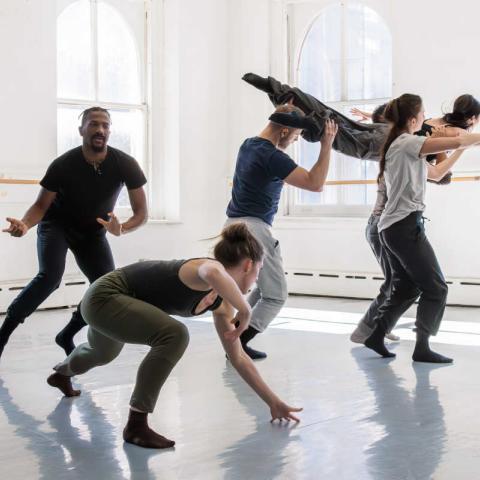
[
  {"xmin": 0, "ymin": 275, "xmax": 88, "ymax": 314},
  {"xmin": 1, "ymin": 270, "xmax": 479, "ymax": 314},
  {"xmin": 285, "ymin": 268, "xmax": 480, "ymax": 307}
]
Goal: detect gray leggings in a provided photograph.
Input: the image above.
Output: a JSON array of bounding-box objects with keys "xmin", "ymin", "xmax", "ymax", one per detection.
[
  {"xmin": 225, "ymin": 217, "xmax": 288, "ymax": 332},
  {"xmin": 54, "ymin": 270, "xmax": 190, "ymax": 413}
]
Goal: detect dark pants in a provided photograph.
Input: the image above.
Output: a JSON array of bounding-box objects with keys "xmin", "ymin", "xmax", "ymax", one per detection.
[
  {"xmin": 6, "ymin": 221, "xmax": 115, "ymax": 326},
  {"xmin": 375, "ymin": 212, "xmax": 448, "ymax": 336},
  {"xmin": 361, "ymin": 215, "xmax": 419, "ymax": 331},
  {"xmin": 242, "ymin": 72, "xmax": 389, "ymax": 160},
  {"xmin": 55, "ymin": 271, "xmax": 190, "ymax": 413}
]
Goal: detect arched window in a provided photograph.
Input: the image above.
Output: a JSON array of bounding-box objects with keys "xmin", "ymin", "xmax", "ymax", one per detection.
[
  {"xmin": 293, "ymin": 2, "xmax": 392, "ymax": 215},
  {"xmin": 57, "ymin": 0, "xmax": 148, "ymax": 207}
]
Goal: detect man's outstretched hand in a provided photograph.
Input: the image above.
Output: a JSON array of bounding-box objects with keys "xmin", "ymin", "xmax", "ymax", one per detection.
[{"xmin": 3, "ymin": 217, "xmax": 29, "ymax": 237}]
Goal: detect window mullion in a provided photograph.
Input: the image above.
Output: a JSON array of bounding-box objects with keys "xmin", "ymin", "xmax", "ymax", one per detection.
[
  {"xmin": 341, "ymin": 1, "xmax": 347, "ymax": 102},
  {"xmin": 362, "ymin": 5, "xmax": 366, "ymax": 99},
  {"xmin": 91, "ymin": 0, "xmax": 99, "ymax": 102},
  {"xmin": 143, "ymin": 0, "xmax": 152, "ymax": 214},
  {"xmin": 339, "ymin": 1, "xmax": 347, "ymax": 207}
]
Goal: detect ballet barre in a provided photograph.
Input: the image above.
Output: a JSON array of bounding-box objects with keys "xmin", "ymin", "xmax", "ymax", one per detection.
[
  {"xmin": 0, "ymin": 179, "xmax": 39, "ymax": 185},
  {"xmin": 325, "ymin": 176, "xmax": 480, "ymax": 186},
  {"xmin": 1, "ymin": 176, "xmax": 480, "ymax": 187}
]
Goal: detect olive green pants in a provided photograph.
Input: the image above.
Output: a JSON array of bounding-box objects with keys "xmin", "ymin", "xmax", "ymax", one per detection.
[{"xmin": 54, "ymin": 270, "xmax": 190, "ymax": 412}]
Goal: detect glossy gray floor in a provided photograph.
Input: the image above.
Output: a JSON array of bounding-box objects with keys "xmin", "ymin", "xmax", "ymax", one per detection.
[{"xmin": 1, "ymin": 297, "xmax": 480, "ymax": 480}]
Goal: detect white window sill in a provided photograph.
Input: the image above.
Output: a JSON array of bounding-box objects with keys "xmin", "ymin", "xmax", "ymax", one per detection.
[
  {"xmin": 273, "ymin": 214, "xmax": 369, "ymax": 230},
  {"xmin": 146, "ymin": 218, "xmax": 183, "ymax": 225}
]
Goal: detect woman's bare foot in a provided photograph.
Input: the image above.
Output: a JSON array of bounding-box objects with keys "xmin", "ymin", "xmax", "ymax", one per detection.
[
  {"xmin": 123, "ymin": 410, "xmax": 175, "ymax": 449},
  {"xmin": 47, "ymin": 373, "xmax": 81, "ymax": 397}
]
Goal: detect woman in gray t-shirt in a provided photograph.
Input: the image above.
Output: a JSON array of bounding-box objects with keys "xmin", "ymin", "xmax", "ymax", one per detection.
[{"xmin": 364, "ymin": 94, "xmax": 480, "ymax": 363}]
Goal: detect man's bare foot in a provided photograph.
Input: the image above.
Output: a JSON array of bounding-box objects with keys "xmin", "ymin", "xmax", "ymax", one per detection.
[{"xmin": 47, "ymin": 373, "xmax": 81, "ymax": 397}]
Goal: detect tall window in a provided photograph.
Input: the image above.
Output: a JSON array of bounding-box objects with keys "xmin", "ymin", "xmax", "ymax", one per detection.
[
  {"xmin": 292, "ymin": 2, "xmax": 392, "ymax": 215},
  {"xmin": 57, "ymin": 0, "xmax": 148, "ymax": 207}
]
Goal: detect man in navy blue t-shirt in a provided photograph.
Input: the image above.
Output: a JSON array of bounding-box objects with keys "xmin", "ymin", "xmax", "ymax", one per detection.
[{"xmin": 226, "ymin": 104, "xmax": 338, "ymax": 359}]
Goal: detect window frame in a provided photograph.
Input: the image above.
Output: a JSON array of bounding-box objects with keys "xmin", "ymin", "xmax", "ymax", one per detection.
[
  {"xmin": 56, "ymin": 0, "xmax": 151, "ymax": 216},
  {"xmin": 286, "ymin": 0, "xmax": 392, "ymax": 218}
]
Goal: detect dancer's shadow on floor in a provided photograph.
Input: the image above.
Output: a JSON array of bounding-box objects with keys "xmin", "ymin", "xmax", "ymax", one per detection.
[
  {"xmin": 217, "ymin": 360, "xmax": 301, "ymax": 480},
  {"xmin": 123, "ymin": 439, "xmax": 167, "ymax": 480},
  {"xmin": 48, "ymin": 387, "xmax": 169, "ymax": 480},
  {"xmin": 351, "ymin": 348, "xmax": 448, "ymax": 480},
  {"xmin": 0, "ymin": 378, "xmax": 128, "ymax": 480}
]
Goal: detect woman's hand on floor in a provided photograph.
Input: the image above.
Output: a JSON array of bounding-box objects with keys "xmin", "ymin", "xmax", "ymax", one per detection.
[{"xmin": 270, "ymin": 401, "xmax": 303, "ymax": 423}]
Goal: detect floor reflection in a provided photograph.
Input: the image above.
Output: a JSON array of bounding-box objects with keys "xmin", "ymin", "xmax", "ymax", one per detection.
[
  {"xmin": 218, "ymin": 361, "xmax": 302, "ymax": 480},
  {"xmin": 0, "ymin": 378, "xmax": 126, "ymax": 480},
  {"xmin": 351, "ymin": 349, "xmax": 448, "ymax": 480}
]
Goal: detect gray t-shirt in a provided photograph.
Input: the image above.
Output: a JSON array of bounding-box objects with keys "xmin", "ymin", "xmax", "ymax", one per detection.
[
  {"xmin": 378, "ymin": 133, "xmax": 428, "ymax": 232},
  {"xmin": 372, "ymin": 176, "xmax": 387, "ymax": 217}
]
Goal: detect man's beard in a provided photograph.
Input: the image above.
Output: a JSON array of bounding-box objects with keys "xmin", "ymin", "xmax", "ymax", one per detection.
[
  {"xmin": 91, "ymin": 135, "xmax": 106, "ymax": 152},
  {"xmin": 91, "ymin": 144, "xmax": 105, "ymax": 152}
]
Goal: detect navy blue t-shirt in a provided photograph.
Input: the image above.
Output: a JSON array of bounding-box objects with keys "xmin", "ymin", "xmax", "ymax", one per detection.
[{"xmin": 226, "ymin": 137, "xmax": 298, "ymax": 225}]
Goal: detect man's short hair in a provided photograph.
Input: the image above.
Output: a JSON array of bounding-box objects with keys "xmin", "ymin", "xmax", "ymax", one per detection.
[
  {"xmin": 79, "ymin": 107, "xmax": 111, "ymax": 127},
  {"xmin": 273, "ymin": 104, "xmax": 305, "ymax": 117}
]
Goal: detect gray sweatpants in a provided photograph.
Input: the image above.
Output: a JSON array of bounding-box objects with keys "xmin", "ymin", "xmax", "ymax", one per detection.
[
  {"xmin": 225, "ymin": 217, "xmax": 288, "ymax": 332},
  {"xmin": 54, "ymin": 270, "xmax": 190, "ymax": 413}
]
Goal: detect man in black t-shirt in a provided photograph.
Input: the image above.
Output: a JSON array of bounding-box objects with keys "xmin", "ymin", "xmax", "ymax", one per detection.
[{"xmin": 0, "ymin": 107, "xmax": 148, "ymax": 359}]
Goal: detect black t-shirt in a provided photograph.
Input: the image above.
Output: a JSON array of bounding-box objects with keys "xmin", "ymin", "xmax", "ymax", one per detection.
[
  {"xmin": 226, "ymin": 137, "xmax": 297, "ymax": 225},
  {"xmin": 120, "ymin": 259, "xmax": 223, "ymax": 316},
  {"xmin": 40, "ymin": 146, "xmax": 146, "ymax": 232}
]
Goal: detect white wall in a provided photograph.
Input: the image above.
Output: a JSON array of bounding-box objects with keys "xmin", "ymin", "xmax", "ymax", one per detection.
[
  {"xmin": 113, "ymin": 0, "xmax": 232, "ymax": 263},
  {"xmin": 0, "ymin": 0, "xmax": 57, "ymax": 282},
  {"xmin": 1, "ymin": 0, "xmax": 480, "ymax": 307}
]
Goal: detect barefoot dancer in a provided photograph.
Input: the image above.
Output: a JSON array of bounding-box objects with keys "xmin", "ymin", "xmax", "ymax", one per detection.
[{"xmin": 48, "ymin": 223, "xmax": 302, "ymax": 448}]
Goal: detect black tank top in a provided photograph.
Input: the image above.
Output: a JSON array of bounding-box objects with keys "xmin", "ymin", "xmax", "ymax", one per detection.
[
  {"xmin": 120, "ymin": 259, "xmax": 223, "ymax": 317},
  {"xmin": 414, "ymin": 122, "xmax": 437, "ymax": 163}
]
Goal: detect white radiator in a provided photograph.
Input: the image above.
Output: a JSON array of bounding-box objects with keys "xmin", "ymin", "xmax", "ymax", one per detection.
[
  {"xmin": 285, "ymin": 268, "xmax": 480, "ymax": 307},
  {"xmin": 1, "ymin": 269, "xmax": 479, "ymax": 314},
  {"xmin": 0, "ymin": 274, "xmax": 88, "ymax": 314}
]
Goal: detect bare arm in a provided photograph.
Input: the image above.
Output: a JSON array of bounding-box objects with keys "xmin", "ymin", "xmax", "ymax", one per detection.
[
  {"xmin": 198, "ymin": 261, "xmax": 251, "ymax": 340},
  {"xmin": 2, "ymin": 188, "xmax": 56, "ymax": 237},
  {"xmin": 434, "ymin": 152, "xmax": 448, "ymax": 164},
  {"xmin": 427, "ymin": 149, "xmax": 464, "ymax": 182},
  {"xmin": 213, "ymin": 301, "xmax": 302, "ymax": 422},
  {"xmin": 420, "ymin": 133, "xmax": 480, "ymax": 156},
  {"xmin": 350, "ymin": 107, "xmax": 372, "ymax": 122},
  {"xmin": 96, "ymin": 186, "xmax": 148, "ymax": 236},
  {"xmin": 425, "ymin": 123, "xmax": 467, "ymax": 138},
  {"xmin": 284, "ymin": 119, "xmax": 338, "ymax": 192},
  {"xmin": 122, "ymin": 187, "xmax": 148, "ymax": 233}
]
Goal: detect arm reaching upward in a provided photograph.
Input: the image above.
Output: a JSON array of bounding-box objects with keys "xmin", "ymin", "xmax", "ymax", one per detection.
[{"xmin": 284, "ymin": 119, "xmax": 338, "ymax": 192}]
